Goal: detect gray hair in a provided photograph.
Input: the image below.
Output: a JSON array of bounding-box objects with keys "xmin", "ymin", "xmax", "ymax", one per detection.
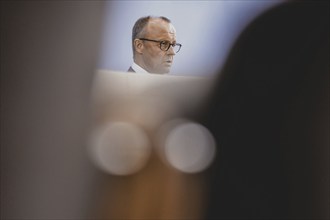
[{"xmin": 132, "ymin": 16, "xmax": 171, "ymax": 56}]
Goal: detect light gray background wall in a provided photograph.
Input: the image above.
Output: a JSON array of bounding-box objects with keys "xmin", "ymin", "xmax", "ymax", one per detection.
[{"xmin": 98, "ymin": 1, "xmax": 284, "ymax": 76}]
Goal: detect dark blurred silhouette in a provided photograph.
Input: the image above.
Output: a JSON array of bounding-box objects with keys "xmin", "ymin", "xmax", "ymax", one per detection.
[
  {"xmin": 199, "ymin": 1, "xmax": 329, "ymax": 219},
  {"xmin": 1, "ymin": 1, "xmax": 106, "ymax": 219}
]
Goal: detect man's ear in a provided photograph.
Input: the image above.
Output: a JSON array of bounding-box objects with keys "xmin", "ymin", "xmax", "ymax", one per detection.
[{"xmin": 134, "ymin": 39, "xmax": 143, "ymax": 54}]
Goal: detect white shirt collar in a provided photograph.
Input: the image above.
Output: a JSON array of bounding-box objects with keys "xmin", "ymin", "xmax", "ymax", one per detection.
[{"xmin": 131, "ymin": 62, "xmax": 149, "ymax": 74}]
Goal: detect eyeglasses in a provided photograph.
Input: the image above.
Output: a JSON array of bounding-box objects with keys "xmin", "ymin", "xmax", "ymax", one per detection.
[{"xmin": 138, "ymin": 38, "xmax": 182, "ymax": 53}]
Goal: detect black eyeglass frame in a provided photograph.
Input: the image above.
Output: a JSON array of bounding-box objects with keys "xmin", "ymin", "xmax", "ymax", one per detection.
[{"xmin": 138, "ymin": 38, "xmax": 182, "ymax": 53}]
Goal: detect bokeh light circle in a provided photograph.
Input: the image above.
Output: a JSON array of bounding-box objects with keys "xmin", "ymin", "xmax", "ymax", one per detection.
[{"xmin": 89, "ymin": 122, "xmax": 151, "ymax": 175}]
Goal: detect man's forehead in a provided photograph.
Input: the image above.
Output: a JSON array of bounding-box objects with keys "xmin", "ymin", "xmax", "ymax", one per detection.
[{"xmin": 147, "ymin": 18, "xmax": 176, "ymax": 35}]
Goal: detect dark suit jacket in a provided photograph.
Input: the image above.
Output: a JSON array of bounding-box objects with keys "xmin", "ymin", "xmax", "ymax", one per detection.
[{"xmin": 127, "ymin": 66, "xmax": 135, "ymax": 72}]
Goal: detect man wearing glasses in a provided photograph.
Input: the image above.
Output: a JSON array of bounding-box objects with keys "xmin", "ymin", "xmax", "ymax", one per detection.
[{"xmin": 128, "ymin": 16, "xmax": 182, "ymax": 74}]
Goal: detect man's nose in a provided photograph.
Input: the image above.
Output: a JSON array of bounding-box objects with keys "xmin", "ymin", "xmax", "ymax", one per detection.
[{"xmin": 167, "ymin": 45, "xmax": 176, "ymax": 55}]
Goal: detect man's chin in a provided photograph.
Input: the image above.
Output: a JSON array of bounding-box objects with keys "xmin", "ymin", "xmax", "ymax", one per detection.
[
  {"xmin": 150, "ymin": 66, "xmax": 170, "ymax": 74},
  {"xmin": 157, "ymin": 67, "xmax": 170, "ymax": 74}
]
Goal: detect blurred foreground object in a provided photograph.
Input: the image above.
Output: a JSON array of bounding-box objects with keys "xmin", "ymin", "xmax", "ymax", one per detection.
[
  {"xmin": 89, "ymin": 70, "xmax": 216, "ymax": 219},
  {"xmin": 1, "ymin": 1, "xmax": 106, "ymax": 219},
  {"xmin": 200, "ymin": 1, "xmax": 329, "ymax": 219}
]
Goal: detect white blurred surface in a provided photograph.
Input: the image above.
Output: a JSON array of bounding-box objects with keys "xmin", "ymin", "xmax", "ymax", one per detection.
[{"xmin": 89, "ymin": 70, "xmax": 215, "ymax": 174}]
